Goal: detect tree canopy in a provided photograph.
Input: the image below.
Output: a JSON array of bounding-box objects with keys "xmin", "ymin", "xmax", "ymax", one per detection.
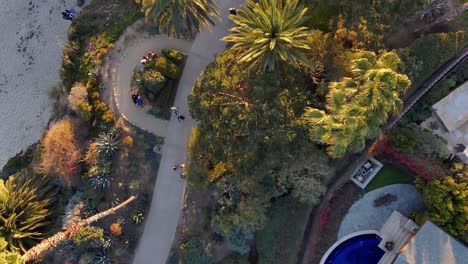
[
  {"xmin": 136, "ymin": 0, "xmax": 219, "ymax": 37},
  {"xmin": 222, "ymin": 0, "xmax": 312, "ymax": 71},
  {"xmin": 188, "ymin": 50, "xmax": 327, "ymax": 235},
  {"xmin": 415, "ymin": 177, "xmax": 468, "ymax": 241},
  {"xmin": 303, "ymin": 51, "xmax": 411, "ymax": 158}
]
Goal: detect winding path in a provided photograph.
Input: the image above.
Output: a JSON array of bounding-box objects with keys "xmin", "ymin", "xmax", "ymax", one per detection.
[{"xmin": 101, "ymin": 1, "xmax": 242, "ymax": 263}]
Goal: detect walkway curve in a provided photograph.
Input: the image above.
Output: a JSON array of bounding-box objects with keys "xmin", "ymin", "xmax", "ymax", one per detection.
[
  {"xmin": 100, "ymin": 1, "xmax": 244, "ymax": 263},
  {"xmin": 113, "ymin": 35, "xmax": 192, "ymax": 137}
]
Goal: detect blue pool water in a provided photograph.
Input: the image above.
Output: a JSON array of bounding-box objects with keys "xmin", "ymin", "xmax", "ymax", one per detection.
[{"xmin": 323, "ymin": 234, "xmax": 385, "ymax": 264}]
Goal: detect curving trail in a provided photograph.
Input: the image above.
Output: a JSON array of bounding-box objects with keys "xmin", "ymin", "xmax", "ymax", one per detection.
[{"xmin": 101, "ymin": 1, "xmax": 243, "ymax": 263}]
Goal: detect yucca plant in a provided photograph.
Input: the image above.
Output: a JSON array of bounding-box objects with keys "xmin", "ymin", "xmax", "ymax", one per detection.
[
  {"xmin": 90, "ymin": 173, "xmax": 113, "ymax": 191},
  {"xmin": 95, "ymin": 129, "xmax": 120, "ymax": 157},
  {"xmin": 223, "ymin": 0, "xmax": 312, "ymax": 71},
  {"xmin": 0, "ymin": 169, "xmax": 57, "ymax": 253}
]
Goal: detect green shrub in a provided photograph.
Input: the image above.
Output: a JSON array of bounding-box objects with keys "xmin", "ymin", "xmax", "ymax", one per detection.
[
  {"xmin": 90, "ymin": 91, "xmax": 100, "ymax": 101},
  {"xmin": 76, "ymin": 101, "xmax": 93, "ymax": 121},
  {"xmin": 398, "ymin": 31, "xmax": 467, "ymax": 86},
  {"xmin": 71, "ymin": 226, "xmax": 104, "ymax": 251},
  {"xmin": 93, "ymin": 101, "xmax": 108, "ymax": 115},
  {"xmin": 220, "ymin": 253, "xmax": 250, "ymax": 264},
  {"xmin": 161, "ymin": 49, "xmax": 186, "ymax": 65},
  {"xmin": 181, "ymin": 238, "xmax": 213, "ymax": 264},
  {"xmin": 1, "ymin": 146, "xmax": 34, "ymax": 176},
  {"xmin": 101, "ymin": 12, "xmax": 143, "ymax": 46},
  {"xmin": 225, "ymin": 228, "xmax": 252, "ymax": 255},
  {"xmin": 142, "ymin": 69, "xmax": 167, "ymax": 97},
  {"xmin": 154, "ymin": 56, "xmax": 181, "ymax": 79},
  {"xmin": 256, "ymin": 196, "xmax": 310, "ymax": 264},
  {"xmin": 101, "ymin": 109, "xmax": 116, "ymax": 124}
]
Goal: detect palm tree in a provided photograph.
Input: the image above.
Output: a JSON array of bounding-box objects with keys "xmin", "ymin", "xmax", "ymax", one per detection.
[
  {"xmin": 0, "ymin": 170, "xmax": 57, "ymax": 253},
  {"xmin": 222, "ymin": 0, "xmax": 312, "ymax": 71},
  {"xmin": 136, "ymin": 0, "xmax": 220, "ymax": 38},
  {"xmin": 303, "ymin": 51, "xmax": 411, "ymax": 158},
  {"xmin": 416, "ymin": 2, "xmax": 468, "ymax": 35},
  {"xmin": 22, "ymin": 196, "xmax": 136, "ymax": 263}
]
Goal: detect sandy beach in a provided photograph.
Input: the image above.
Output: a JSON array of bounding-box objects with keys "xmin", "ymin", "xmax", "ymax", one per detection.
[{"xmin": 0, "ymin": 0, "xmax": 78, "ymax": 169}]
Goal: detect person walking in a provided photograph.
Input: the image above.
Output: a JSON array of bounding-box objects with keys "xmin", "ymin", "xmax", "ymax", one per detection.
[
  {"xmin": 177, "ymin": 115, "xmax": 185, "ymax": 122},
  {"xmin": 137, "ymin": 95, "xmax": 143, "ymax": 106},
  {"xmin": 170, "ymin": 106, "xmax": 179, "ymax": 116}
]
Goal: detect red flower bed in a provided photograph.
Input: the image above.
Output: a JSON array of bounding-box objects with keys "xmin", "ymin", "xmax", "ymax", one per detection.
[{"xmin": 370, "ymin": 139, "xmax": 434, "ymax": 181}]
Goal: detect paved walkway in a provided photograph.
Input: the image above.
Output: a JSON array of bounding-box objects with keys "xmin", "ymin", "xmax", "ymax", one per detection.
[
  {"xmin": 337, "ymin": 184, "xmax": 425, "ymax": 239},
  {"xmin": 110, "ymin": 1, "xmax": 242, "ymax": 263}
]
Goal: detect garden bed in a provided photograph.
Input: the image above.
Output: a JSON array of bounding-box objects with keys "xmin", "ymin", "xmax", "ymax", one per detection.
[
  {"xmin": 132, "ymin": 49, "xmax": 187, "ymax": 120},
  {"xmin": 306, "ymin": 182, "xmax": 361, "ymax": 264}
]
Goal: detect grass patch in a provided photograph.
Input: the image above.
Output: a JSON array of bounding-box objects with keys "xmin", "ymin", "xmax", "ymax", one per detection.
[
  {"xmin": 256, "ymin": 196, "xmax": 310, "ymax": 264},
  {"xmin": 365, "ymin": 164, "xmax": 412, "ymax": 192}
]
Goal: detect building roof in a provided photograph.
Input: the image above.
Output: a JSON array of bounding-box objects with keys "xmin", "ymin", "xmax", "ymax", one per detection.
[
  {"xmin": 433, "ymin": 81, "xmax": 468, "ymax": 132},
  {"xmin": 394, "ymin": 221, "xmax": 468, "ymax": 264}
]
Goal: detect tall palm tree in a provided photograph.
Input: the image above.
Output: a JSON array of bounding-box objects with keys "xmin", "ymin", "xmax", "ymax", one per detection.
[
  {"xmin": 222, "ymin": 0, "xmax": 312, "ymax": 71},
  {"xmin": 136, "ymin": 0, "xmax": 220, "ymax": 38},
  {"xmin": 303, "ymin": 51, "xmax": 411, "ymax": 158}
]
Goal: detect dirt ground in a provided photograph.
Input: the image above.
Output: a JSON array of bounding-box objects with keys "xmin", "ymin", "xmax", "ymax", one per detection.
[{"xmin": 306, "ymin": 182, "xmax": 361, "ymax": 264}]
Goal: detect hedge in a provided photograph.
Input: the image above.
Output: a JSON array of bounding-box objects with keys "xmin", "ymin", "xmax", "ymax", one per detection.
[{"xmin": 161, "ymin": 49, "xmax": 186, "ymax": 65}]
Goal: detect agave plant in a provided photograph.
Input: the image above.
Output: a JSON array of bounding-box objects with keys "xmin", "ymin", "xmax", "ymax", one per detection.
[
  {"xmin": 95, "ymin": 129, "xmax": 120, "ymax": 157},
  {"xmin": 94, "ymin": 250, "xmax": 111, "ymax": 264},
  {"xmin": 89, "ymin": 173, "xmax": 113, "ymax": 191}
]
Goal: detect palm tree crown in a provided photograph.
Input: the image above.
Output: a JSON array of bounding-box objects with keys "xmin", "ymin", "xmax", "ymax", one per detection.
[
  {"xmin": 303, "ymin": 51, "xmax": 411, "ymax": 158},
  {"xmin": 222, "ymin": 0, "xmax": 312, "ymax": 71},
  {"xmin": 136, "ymin": 0, "xmax": 220, "ymax": 38}
]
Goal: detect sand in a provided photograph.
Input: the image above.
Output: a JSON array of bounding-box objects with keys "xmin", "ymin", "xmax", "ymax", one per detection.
[{"xmin": 0, "ymin": 0, "xmax": 79, "ymax": 169}]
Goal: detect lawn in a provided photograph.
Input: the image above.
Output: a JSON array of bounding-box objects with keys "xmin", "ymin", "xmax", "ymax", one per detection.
[{"xmin": 365, "ymin": 164, "xmax": 412, "ymax": 192}]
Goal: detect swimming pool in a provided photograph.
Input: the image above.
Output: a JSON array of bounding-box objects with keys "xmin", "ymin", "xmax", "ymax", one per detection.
[{"xmin": 320, "ymin": 232, "xmax": 385, "ymax": 264}]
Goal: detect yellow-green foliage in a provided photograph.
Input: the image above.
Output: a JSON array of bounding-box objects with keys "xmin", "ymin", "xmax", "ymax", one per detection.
[
  {"xmin": 101, "ymin": 109, "xmax": 116, "ymax": 124},
  {"xmin": 93, "ymin": 101, "xmax": 108, "ymax": 115},
  {"xmin": 107, "ymin": 43, "xmax": 115, "ymax": 49},
  {"xmin": 71, "ymin": 226, "xmax": 104, "ymax": 250},
  {"xmin": 76, "ymin": 101, "xmax": 92, "ymax": 121},
  {"xmin": 0, "ymin": 170, "xmax": 57, "ymax": 253},
  {"xmin": 90, "ymin": 91, "xmax": 100, "ymax": 101},
  {"xmin": 415, "ymin": 177, "xmax": 468, "ymax": 241}
]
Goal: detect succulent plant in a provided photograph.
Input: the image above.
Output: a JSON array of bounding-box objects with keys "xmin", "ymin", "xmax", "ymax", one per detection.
[
  {"xmin": 94, "ymin": 250, "xmax": 111, "ymax": 264},
  {"xmin": 95, "ymin": 129, "xmax": 120, "ymax": 157},
  {"xmin": 90, "ymin": 173, "xmax": 113, "ymax": 190}
]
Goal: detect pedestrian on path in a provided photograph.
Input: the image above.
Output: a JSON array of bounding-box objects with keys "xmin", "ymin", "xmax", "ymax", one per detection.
[
  {"xmin": 180, "ymin": 163, "xmax": 186, "ymax": 169},
  {"xmin": 177, "ymin": 115, "xmax": 185, "ymax": 122},
  {"xmin": 170, "ymin": 106, "xmax": 179, "ymax": 116},
  {"xmin": 180, "ymin": 172, "xmax": 186, "ymax": 179},
  {"xmin": 172, "ymin": 164, "xmax": 179, "ymax": 171}
]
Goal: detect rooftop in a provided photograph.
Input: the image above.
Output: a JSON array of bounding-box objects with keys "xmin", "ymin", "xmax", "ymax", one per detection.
[
  {"xmin": 394, "ymin": 221, "xmax": 468, "ymax": 264},
  {"xmin": 433, "ymin": 81, "xmax": 468, "ymax": 132}
]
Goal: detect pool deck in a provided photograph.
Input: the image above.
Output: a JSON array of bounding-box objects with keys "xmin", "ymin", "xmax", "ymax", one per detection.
[
  {"xmin": 338, "ymin": 184, "xmax": 425, "ymax": 239},
  {"xmin": 377, "ymin": 211, "xmax": 418, "ymax": 264}
]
